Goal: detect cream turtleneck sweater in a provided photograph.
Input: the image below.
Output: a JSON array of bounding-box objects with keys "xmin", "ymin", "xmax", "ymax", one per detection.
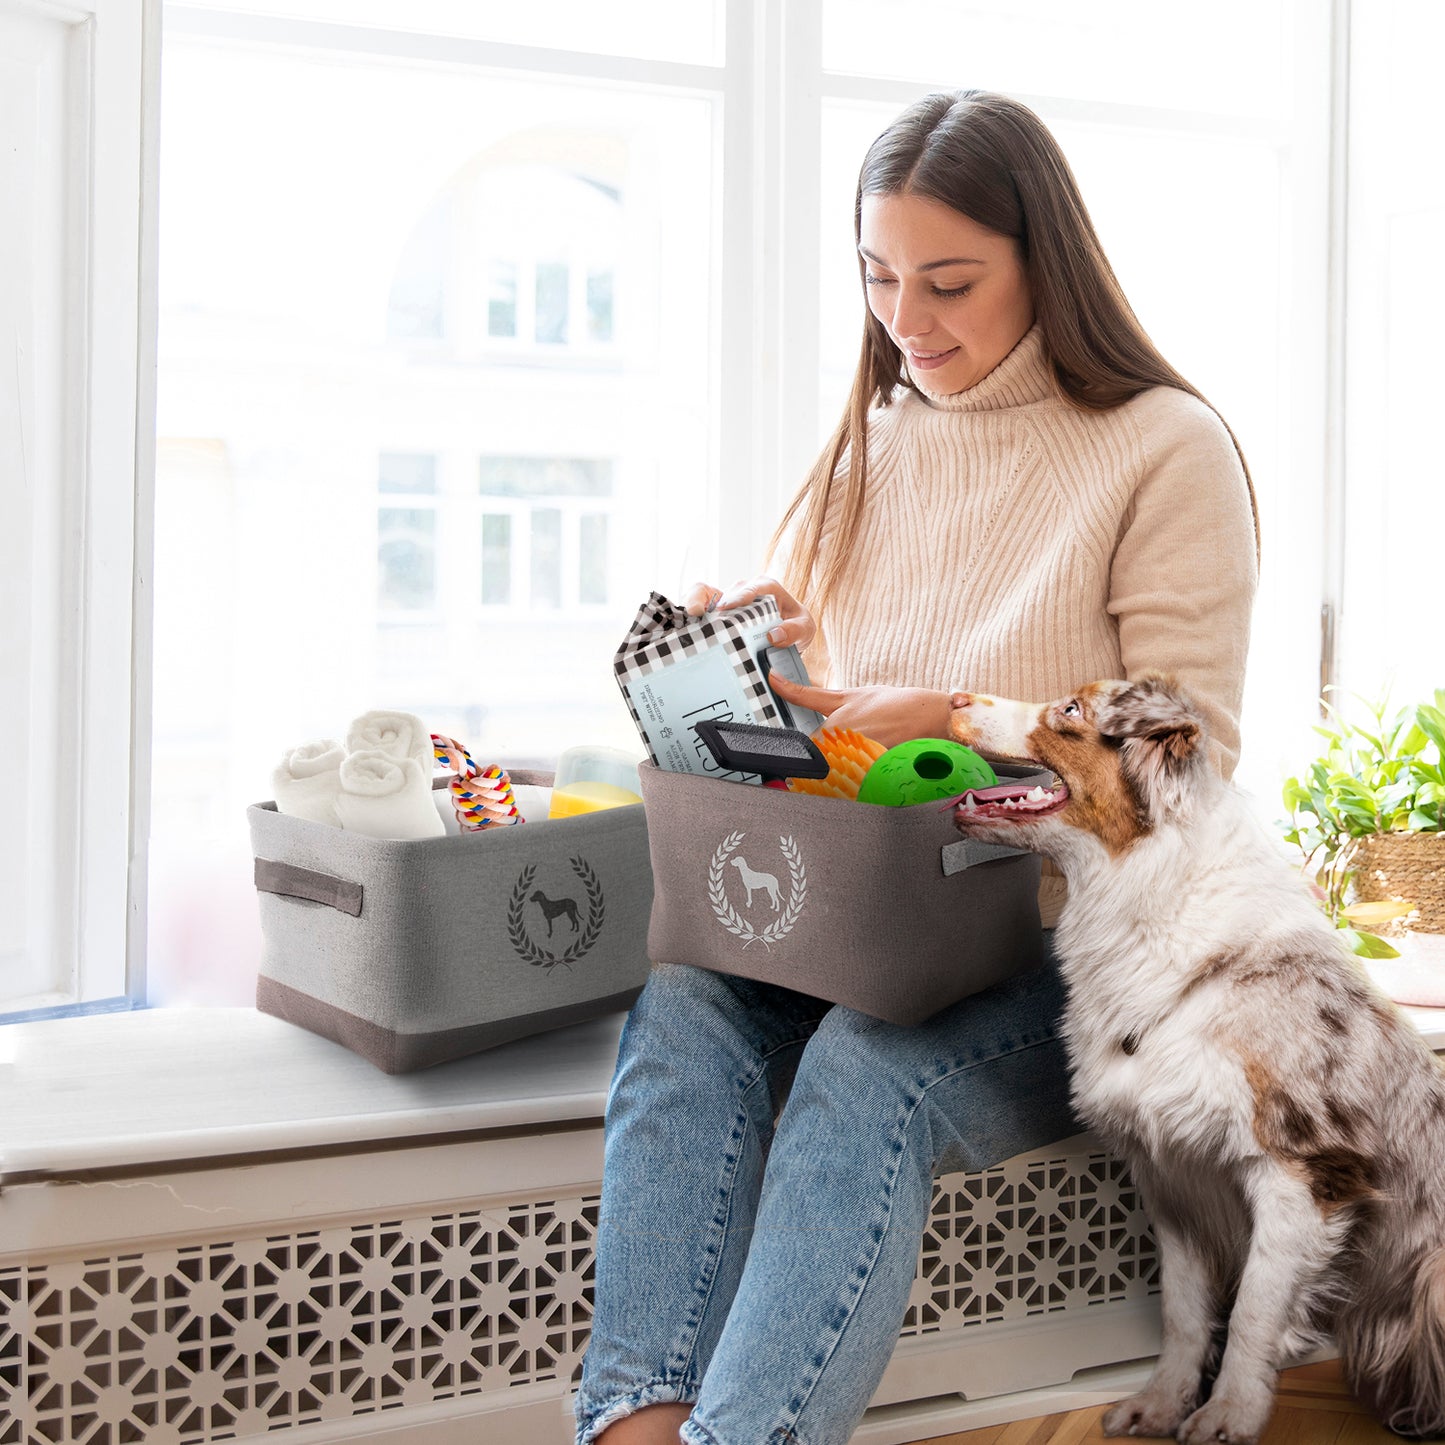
[{"xmin": 779, "ymin": 325, "xmax": 1258, "ymax": 925}]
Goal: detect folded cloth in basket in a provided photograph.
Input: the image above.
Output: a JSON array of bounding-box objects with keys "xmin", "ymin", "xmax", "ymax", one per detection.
[
  {"xmin": 345, "ymin": 709, "xmax": 434, "ymax": 770},
  {"xmin": 272, "ymin": 739, "xmax": 346, "ymax": 827},
  {"xmin": 335, "ymin": 751, "xmax": 445, "ymax": 839}
]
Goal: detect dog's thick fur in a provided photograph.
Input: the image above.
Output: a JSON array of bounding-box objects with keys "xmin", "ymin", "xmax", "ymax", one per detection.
[{"xmin": 948, "ymin": 676, "xmax": 1445, "ymax": 1443}]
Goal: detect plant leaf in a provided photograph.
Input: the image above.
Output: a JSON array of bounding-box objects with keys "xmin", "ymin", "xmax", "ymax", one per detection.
[
  {"xmin": 1282, "ymin": 778, "xmax": 1310, "ymax": 807},
  {"xmin": 1341, "ymin": 927, "xmax": 1402, "ymax": 960},
  {"xmin": 1341, "ymin": 899, "xmax": 1413, "ymax": 925},
  {"xmin": 1398, "ymin": 722, "xmax": 1430, "ymax": 757},
  {"xmin": 1416, "ymin": 705, "xmax": 1445, "ymax": 755}
]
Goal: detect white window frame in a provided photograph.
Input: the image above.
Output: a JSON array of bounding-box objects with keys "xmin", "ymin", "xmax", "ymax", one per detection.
[
  {"xmin": 4, "ymin": 0, "xmax": 1350, "ymax": 1018},
  {"xmin": 1, "ymin": 0, "xmax": 157, "ymax": 1018}
]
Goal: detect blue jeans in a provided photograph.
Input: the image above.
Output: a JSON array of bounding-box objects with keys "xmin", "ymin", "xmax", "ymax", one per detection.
[{"xmin": 574, "ymin": 941, "xmax": 1079, "ymax": 1445}]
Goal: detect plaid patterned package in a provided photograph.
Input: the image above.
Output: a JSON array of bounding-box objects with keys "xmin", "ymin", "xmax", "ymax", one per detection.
[{"xmin": 614, "ymin": 591, "xmax": 824, "ymax": 781}]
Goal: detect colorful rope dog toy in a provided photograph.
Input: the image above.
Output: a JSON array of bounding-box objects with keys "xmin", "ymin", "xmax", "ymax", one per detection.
[{"xmin": 431, "ymin": 734, "xmax": 524, "ymax": 831}]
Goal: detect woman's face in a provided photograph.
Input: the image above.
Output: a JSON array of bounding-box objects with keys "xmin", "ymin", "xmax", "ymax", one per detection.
[{"xmin": 859, "ymin": 191, "xmax": 1034, "ymax": 394}]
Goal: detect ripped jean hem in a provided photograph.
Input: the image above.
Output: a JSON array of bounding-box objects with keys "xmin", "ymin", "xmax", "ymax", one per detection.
[
  {"xmin": 575, "ymin": 1380, "xmax": 697, "ymax": 1445},
  {"xmin": 681, "ymin": 1417, "xmax": 802, "ymax": 1445}
]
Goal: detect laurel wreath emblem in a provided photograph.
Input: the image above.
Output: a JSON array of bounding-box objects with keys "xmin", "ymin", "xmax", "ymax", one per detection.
[
  {"xmin": 707, "ymin": 832, "xmax": 807, "ymax": 949},
  {"xmin": 507, "ymin": 856, "xmax": 605, "ymax": 972}
]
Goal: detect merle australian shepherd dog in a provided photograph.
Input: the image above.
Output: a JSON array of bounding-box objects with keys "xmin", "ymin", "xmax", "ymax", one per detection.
[{"xmin": 947, "ymin": 675, "xmax": 1445, "ymax": 1443}]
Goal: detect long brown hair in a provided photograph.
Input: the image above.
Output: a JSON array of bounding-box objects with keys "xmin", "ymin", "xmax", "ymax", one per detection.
[{"xmin": 770, "ymin": 89, "xmax": 1259, "ymax": 614}]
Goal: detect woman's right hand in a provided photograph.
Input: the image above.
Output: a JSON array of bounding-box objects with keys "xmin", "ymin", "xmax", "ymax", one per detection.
[{"xmin": 682, "ymin": 575, "xmax": 816, "ymax": 651}]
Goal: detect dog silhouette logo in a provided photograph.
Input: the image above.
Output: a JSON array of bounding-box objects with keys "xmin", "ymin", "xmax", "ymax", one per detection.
[
  {"xmin": 729, "ymin": 855, "xmax": 782, "ymax": 910},
  {"xmin": 508, "ymin": 857, "xmax": 604, "ymax": 971},
  {"xmin": 708, "ymin": 832, "xmax": 807, "ymax": 948},
  {"xmin": 529, "ymin": 888, "xmax": 580, "ymax": 937}
]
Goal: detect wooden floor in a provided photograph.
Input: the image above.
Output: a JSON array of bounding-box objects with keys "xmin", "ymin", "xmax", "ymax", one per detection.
[{"xmin": 911, "ymin": 1360, "xmax": 1398, "ymax": 1444}]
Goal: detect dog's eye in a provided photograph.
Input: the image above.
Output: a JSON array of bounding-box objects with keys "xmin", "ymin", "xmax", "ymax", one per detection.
[{"xmin": 1062, "ymin": 700, "xmax": 1081, "ymax": 718}]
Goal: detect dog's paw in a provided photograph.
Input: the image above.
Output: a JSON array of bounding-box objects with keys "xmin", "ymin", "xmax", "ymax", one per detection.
[
  {"xmin": 1102, "ymin": 1389, "xmax": 1196, "ymax": 1437},
  {"xmin": 1175, "ymin": 1394, "xmax": 1271, "ymax": 1445}
]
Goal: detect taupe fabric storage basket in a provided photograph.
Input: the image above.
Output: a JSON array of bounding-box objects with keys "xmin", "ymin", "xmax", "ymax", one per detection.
[
  {"xmin": 248, "ymin": 774, "xmax": 653, "ymax": 1072},
  {"xmin": 639, "ymin": 760, "xmax": 1047, "ymax": 1025}
]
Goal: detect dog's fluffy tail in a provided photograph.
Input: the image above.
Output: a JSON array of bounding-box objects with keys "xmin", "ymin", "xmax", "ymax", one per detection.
[{"xmin": 1342, "ymin": 1243, "xmax": 1445, "ymax": 1439}]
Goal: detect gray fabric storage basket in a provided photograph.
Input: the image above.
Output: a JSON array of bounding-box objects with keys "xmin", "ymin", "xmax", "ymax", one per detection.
[
  {"xmin": 248, "ymin": 773, "xmax": 653, "ymax": 1072},
  {"xmin": 639, "ymin": 760, "xmax": 1047, "ymax": 1025}
]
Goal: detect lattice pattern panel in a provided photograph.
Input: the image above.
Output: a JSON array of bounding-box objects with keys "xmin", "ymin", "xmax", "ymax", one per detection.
[
  {"xmin": 1, "ymin": 1199, "xmax": 596, "ymax": 1445},
  {"xmin": 1, "ymin": 1149, "xmax": 1156, "ymax": 1443},
  {"xmin": 904, "ymin": 1149, "xmax": 1159, "ymax": 1335}
]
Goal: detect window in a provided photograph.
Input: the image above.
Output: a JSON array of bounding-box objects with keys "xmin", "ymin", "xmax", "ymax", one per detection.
[
  {"xmin": 486, "ymin": 262, "xmax": 518, "ymax": 340},
  {"xmin": 1, "ymin": 0, "xmax": 150, "ymax": 1017},
  {"xmin": 477, "ymin": 456, "xmax": 616, "ymax": 613},
  {"xmin": 388, "ymin": 163, "xmax": 623, "ymax": 357},
  {"xmin": 13, "ymin": 0, "xmax": 1430, "ymax": 1018},
  {"xmin": 1337, "ymin": 0, "xmax": 1445, "ymax": 712},
  {"xmin": 373, "ymin": 452, "xmax": 614, "ymax": 618},
  {"xmin": 534, "ymin": 263, "xmax": 571, "ymax": 346},
  {"xmin": 587, "ymin": 270, "xmax": 616, "ymax": 345},
  {"xmin": 141, "ymin": 1, "xmax": 1329, "ymax": 1011},
  {"xmin": 144, "ymin": 3, "xmax": 720, "ymax": 1005},
  {"xmin": 378, "ymin": 453, "xmax": 440, "ymax": 612}
]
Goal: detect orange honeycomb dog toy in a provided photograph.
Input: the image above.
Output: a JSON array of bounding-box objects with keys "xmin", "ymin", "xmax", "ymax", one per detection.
[{"xmin": 789, "ymin": 727, "xmax": 888, "ymax": 800}]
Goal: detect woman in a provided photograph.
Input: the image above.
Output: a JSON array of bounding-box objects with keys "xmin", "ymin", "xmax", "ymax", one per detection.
[{"xmin": 575, "ymin": 90, "xmax": 1258, "ymax": 1445}]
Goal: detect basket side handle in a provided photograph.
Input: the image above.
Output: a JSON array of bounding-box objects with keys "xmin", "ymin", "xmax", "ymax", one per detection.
[
  {"xmin": 254, "ymin": 858, "xmax": 364, "ymax": 916},
  {"xmin": 940, "ymin": 839, "xmax": 1030, "ymax": 876}
]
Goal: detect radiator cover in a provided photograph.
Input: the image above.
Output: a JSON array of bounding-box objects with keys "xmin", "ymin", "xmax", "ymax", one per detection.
[{"xmin": 0, "ymin": 1141, "xmax": 1156, "ymax": 1443}]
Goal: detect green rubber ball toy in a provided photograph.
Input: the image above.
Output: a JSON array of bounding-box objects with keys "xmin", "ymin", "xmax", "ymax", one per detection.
[{"xmin": 856, "ymin": 738, "xmax": 998, "ymax": 807}]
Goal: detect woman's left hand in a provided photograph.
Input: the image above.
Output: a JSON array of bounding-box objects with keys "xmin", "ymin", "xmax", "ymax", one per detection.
[{"xmin": 768, "ymin": 674, "xmax": 951, "ymax": 751}]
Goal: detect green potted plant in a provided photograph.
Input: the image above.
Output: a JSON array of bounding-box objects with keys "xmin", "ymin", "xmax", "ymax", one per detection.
[{"xmin": 1281, "ymin": 687, "xmax": 1445, "ymax": 958}]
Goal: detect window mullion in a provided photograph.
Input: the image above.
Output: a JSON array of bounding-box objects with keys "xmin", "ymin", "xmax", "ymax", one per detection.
[
  {"xmin": 717, "ymin": 0, "xmax": 824, "ymax": 583},
  {"xmin": 770, "ymin": 0, "xmax": 824, "ymax": 523},
  {"xmin": 1319, "ymin": 0, "xmax": 1351, "ymax": 699}
]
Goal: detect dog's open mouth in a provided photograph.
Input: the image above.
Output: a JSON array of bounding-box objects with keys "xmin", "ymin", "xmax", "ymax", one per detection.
[{"xmin": 941, "ymin": 778, "xmax": 1070, "ymax": 821}]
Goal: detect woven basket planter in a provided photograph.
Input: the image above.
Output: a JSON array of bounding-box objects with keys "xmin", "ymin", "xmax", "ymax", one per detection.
[{"xmin": 1351, "ymin": 831, "xmax": 1445, "ymax": 936}]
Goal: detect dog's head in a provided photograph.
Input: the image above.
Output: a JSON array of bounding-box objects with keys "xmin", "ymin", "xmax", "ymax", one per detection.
[{"xmin": 946, "ymin": 675, "xmax": 1207, "ymax": 855}]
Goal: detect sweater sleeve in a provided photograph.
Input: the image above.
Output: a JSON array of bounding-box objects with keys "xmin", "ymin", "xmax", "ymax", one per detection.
[{"xmin": 1109, "ymin": 390, "xmax": 1258, "ymax": 779}]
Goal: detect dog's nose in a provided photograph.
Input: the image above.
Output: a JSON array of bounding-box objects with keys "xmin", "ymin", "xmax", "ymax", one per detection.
[{"xmin": 949, "ymin": 692, "xmax": 975, "ymax": 709}]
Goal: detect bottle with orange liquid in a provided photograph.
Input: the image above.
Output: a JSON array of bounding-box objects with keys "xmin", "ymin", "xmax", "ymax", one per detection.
[{"xmin": 547, "ymin": 745, "xmax": 645, "ymax": 819}]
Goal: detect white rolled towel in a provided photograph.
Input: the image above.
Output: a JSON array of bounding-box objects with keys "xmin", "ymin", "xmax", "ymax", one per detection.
[
  {"xmin": 272, "ymin": 739, "xmax": 345, "ymax": 826},
  {"xmin": 335, "ymin": 750, "xmax": 445, "ymax": 840},
  {"xmin": 345, "ymin": 709, "xmax": 434, "ymax": 770}
]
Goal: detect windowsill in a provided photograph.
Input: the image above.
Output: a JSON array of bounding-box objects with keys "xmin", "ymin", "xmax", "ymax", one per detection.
[
  {"xmin": 6, "ymin": 998, "xmax": 1444, "ymax": 1186},
  {"xmin": 0, "ymin": 1007, "xmax": 625, "ymax": 1182}
]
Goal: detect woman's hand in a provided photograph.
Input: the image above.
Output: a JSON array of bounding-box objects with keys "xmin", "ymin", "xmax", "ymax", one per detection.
[
  {"xmin": 683, "ymin": 575, "xmax": 816, "ymax": 651},
  {"xmin": 768, "ymin": 675, "xmax": 952, "ymax": 751},
  {"xmin": 682, "ymin": 579, "xmax": 947, "ymax": 746}
]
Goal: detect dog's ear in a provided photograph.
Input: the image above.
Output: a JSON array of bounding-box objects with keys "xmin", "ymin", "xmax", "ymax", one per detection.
[
  {"xmin": 1096, "ymin": 674, "xmax": 1204, "ymax": 756},
  {"xmin": 1095, "ymin": 674, "xmax": 1206, "ymax": 814}
]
